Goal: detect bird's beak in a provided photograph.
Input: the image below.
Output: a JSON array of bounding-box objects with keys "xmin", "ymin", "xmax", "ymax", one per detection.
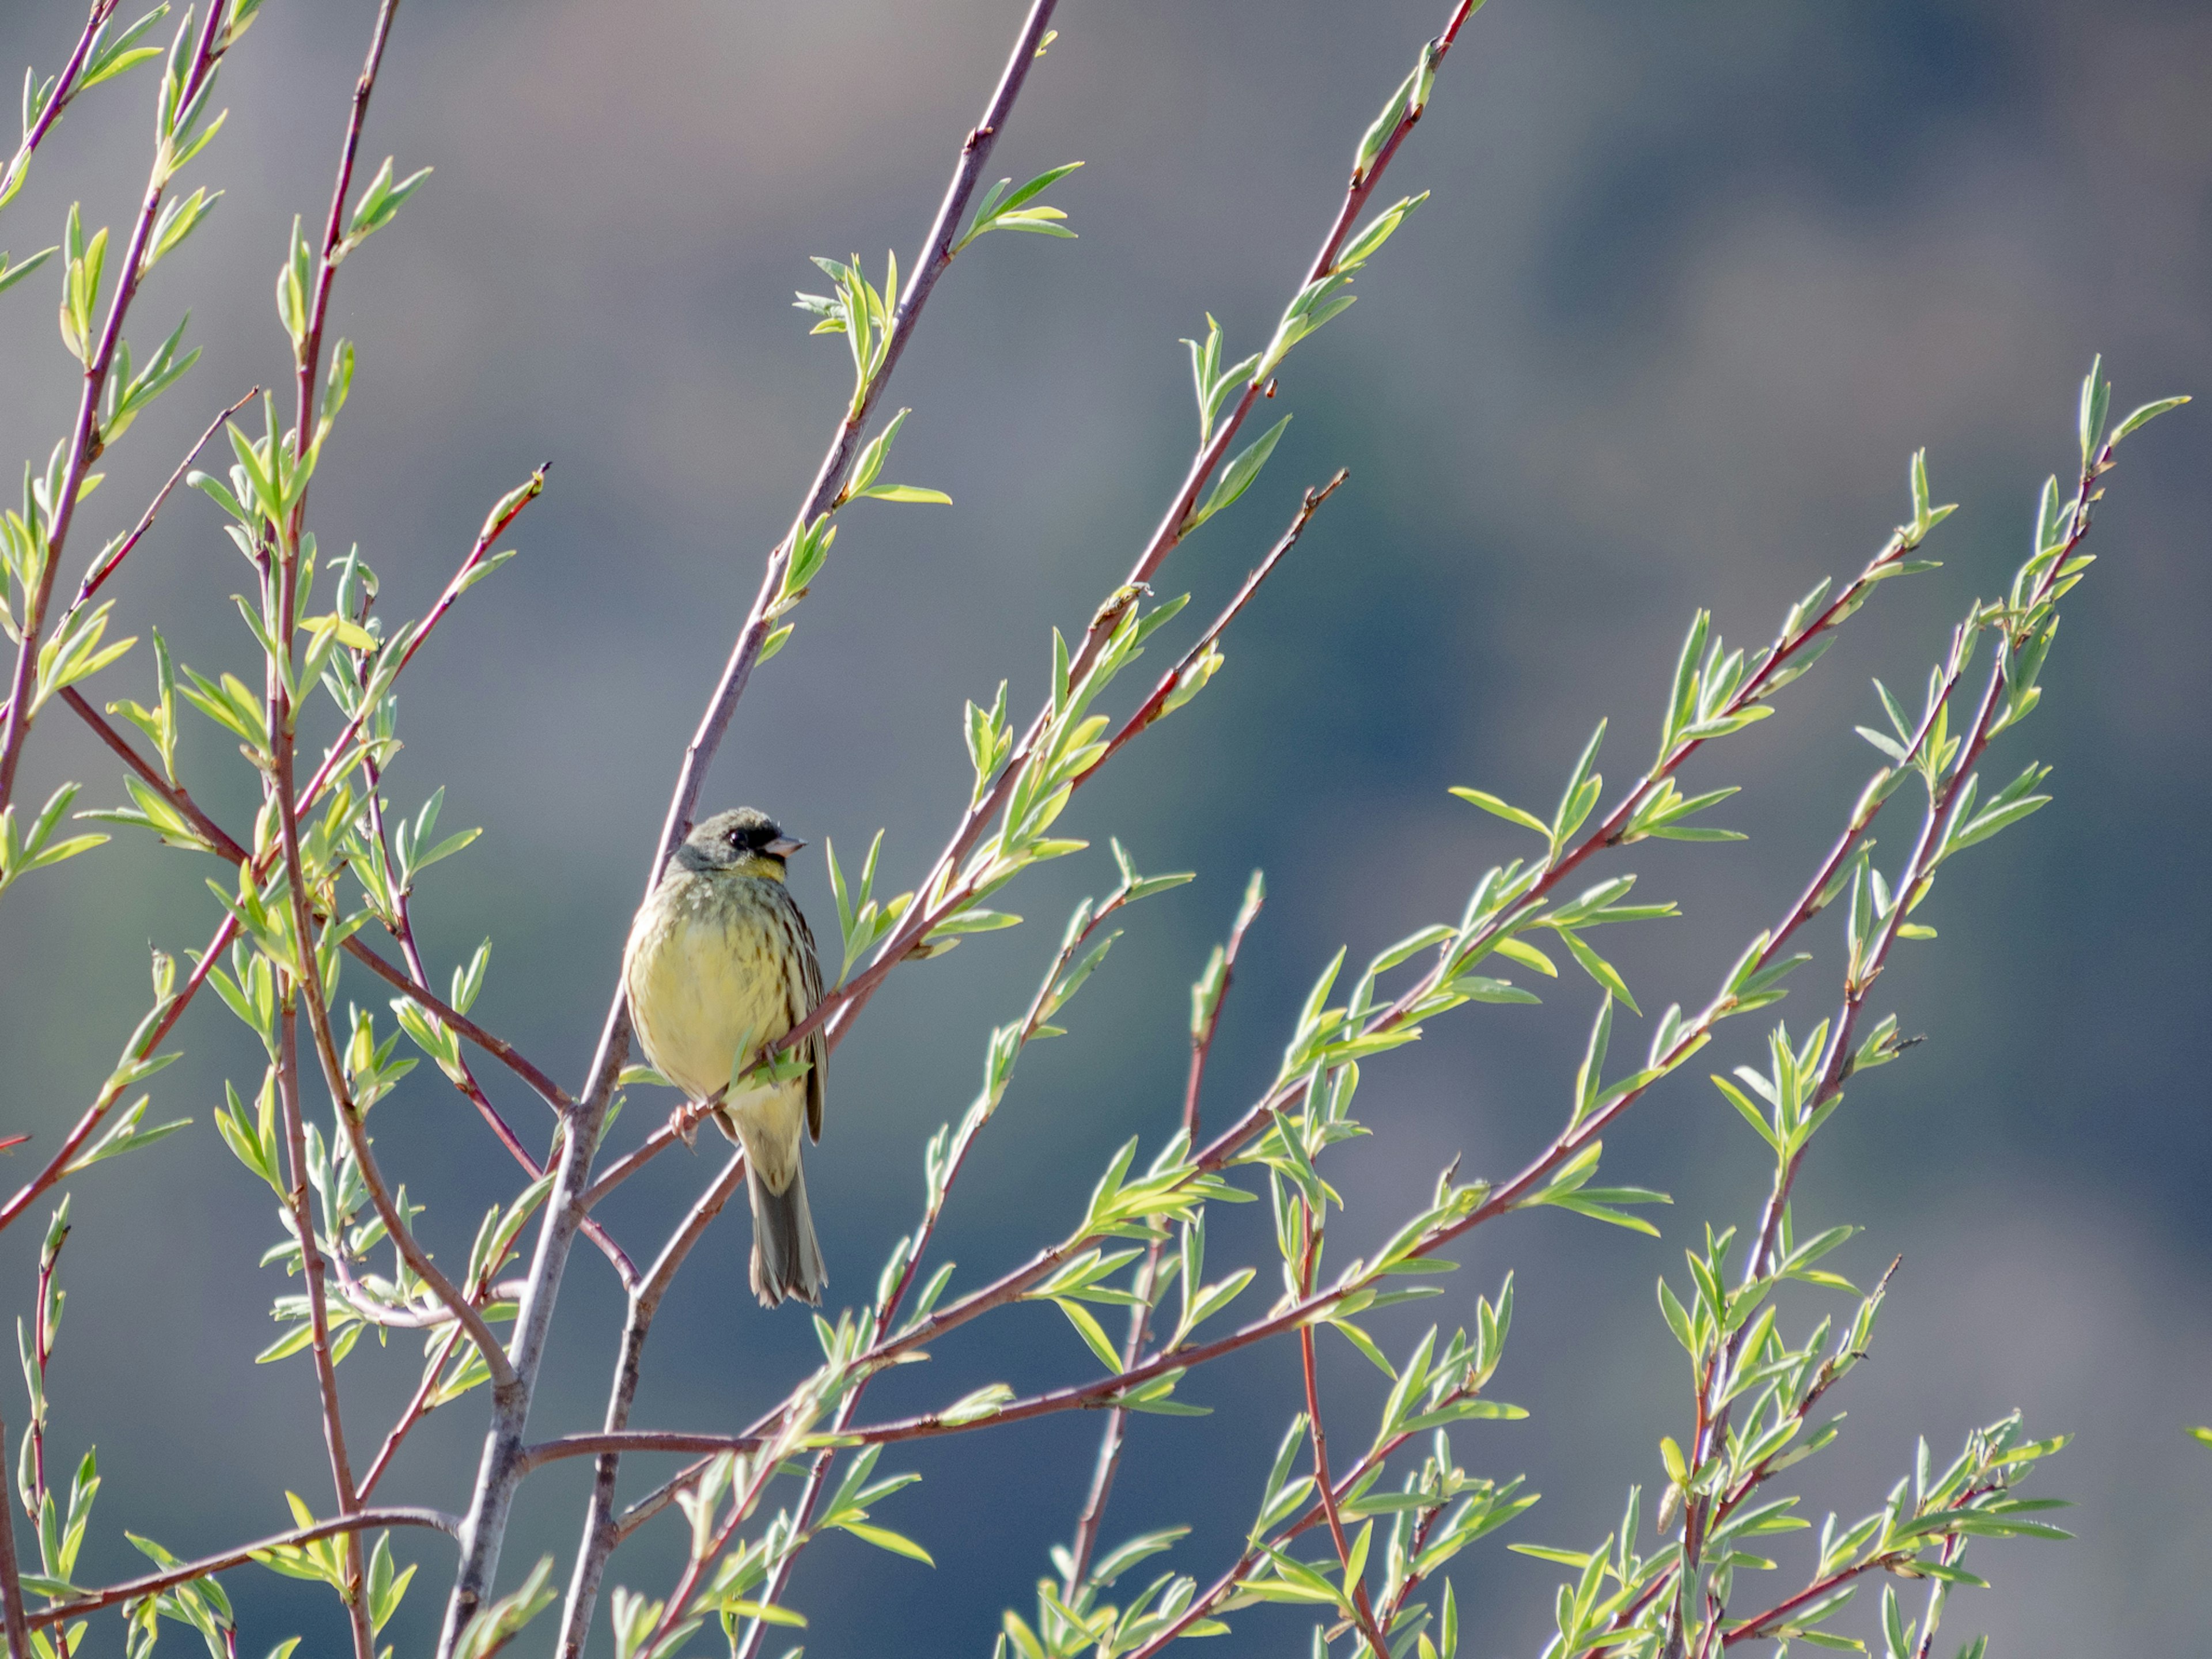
[{"xmin": 766, "ymin": 835, "xmax": 806, "ymax": 858}]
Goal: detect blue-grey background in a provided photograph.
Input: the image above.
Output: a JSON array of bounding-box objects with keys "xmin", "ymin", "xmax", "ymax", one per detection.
[{"xmin": 1, "ymin": 0, "xmax": 2205, "ymax": 1653}]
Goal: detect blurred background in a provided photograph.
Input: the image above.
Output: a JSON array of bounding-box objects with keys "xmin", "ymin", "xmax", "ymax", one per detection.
[{"xmin": 1, "ymin": 0, "xmax": 2206, "ymax": 1652}]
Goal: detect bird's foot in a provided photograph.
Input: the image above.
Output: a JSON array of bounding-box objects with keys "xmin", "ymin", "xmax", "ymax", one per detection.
[{"xmin": 669, "ymin": 1099, "xmax": 710, "ymax": 1149}]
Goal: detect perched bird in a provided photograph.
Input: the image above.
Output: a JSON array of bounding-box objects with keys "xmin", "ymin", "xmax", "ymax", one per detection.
[{"xmin": 623, "ymin": 806, "xmax": 828, "ymax": 1306}]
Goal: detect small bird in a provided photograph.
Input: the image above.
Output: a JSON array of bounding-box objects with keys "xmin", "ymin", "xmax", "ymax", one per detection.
[{"xmin": 623, "ymin": 806, "xmax": 828, "ymax": 1306}]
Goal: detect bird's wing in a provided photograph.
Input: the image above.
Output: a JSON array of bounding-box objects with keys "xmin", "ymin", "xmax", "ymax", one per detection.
[{"xmin": 789, "ymin": 889, "xmax": 827, "ymax": 1142}]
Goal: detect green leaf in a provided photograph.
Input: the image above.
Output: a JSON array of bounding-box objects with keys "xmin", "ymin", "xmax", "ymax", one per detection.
[
  {"xmin": 837, "ymin": 1520, "xmax": 936, "ymax": 1567},
  {"xmin": 1449, "ymin": 788, "xmax": 1548, "ymax": 836},
  {"xmin": 855, "ymin": 484, "xmax": 952, "ymax": 505},
  {"xmin": 1184, "ymin": 414, "xmax": 1291, "ymax": 533},
  {"xmin": 1054, "ymin": 1298, "xmax": 1124, "ymax": 1370},
  {"xmin": 1555, "ymin": 929, "xmax": 1639, "ymax": 1016}
]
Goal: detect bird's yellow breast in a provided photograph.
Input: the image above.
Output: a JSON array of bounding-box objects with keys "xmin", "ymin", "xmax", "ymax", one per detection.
[{"xmin": 624, "ymin": 872, "xmax": 799, "ymax": 1106}]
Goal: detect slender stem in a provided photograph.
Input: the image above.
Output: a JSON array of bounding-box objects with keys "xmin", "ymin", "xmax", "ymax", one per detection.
[
  {"xmin": 293, "ymin": 0, "xmax": 400, "ymax": 488},
  {"xmin": 1184, "ymin": 872, "xmax": 1263, "ymax": 1139},
  {"xmin": 1065, "ymin": 878, "xmax": 1263, "ymax": 1592},
  {"xmin": 60, "ymin": 684, "xmax": 579, "ymax": 1119},
  {"xmin": 554, "ymin": 1151, "xmax": 748, "ymax": 1657},
  {"xmin": 364, "ymin": 771, "xmax": 626, "ymax": 1274},
  {"xmin": 276, "ymin": 999, "xmax": 373, "ymax": 1659},
  {"xmin": 0, "ymin": 390, "xmax": 259, "ymax": 737},
  {"xmin": 1298, "ymin": 1216, "xmax": 1391, "ymax": 1658},
  {"xmin": 0, "ymin": 457, "xmax": 552, "ymax": 1245},
  {"xmin": 0, "ymin": 912, "xmax": 236, "ymax": 1233},
  {"xmin": 24, "ymin": 1508, "xmax": 457, "ymax": 1630},
  {"xmin": 446, "ymin": 5, "xmax": 1065, "ymax": 1643},
  {"xmin": 1675, "ymin": 449, "xmax": 2111, "ymax": 1646},
  {"xmin": 797, "ymin": 0, "xmax": 1491, "ymax": 1063},
  {"xmin": 359, "ymin": 1327, "xmax": 462, "ymax": 1501},
  {"xmin": 0, "ymin": 2, "xmax": 120, "ymax": 209},
  {"xmin": 281, "ymin": 829, "xmax": 520, "ymax": 1393},
  {"xmin": 0, "ymin": 1414, "xmax": 30, "ymax": 1659},
  {"xmin": 76, "ymin": 391, "xmax": 256, "ymax": 603},
  {"xmin": 0, "ymin": 3, "xmax": 226, "ymax": 816}
]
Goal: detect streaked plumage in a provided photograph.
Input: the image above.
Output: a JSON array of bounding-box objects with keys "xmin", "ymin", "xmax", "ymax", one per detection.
[{"xmin": 623, "ymin": 806, "xmax": 828, "ymax": 1306}]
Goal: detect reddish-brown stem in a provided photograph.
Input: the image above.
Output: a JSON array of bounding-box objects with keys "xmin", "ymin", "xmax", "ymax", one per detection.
[
  {"xmin": 1298, "ymin": 1217, "xmax": 1391, "ymax": 1658},
  {"xmin": 62, "ymin": 681, "xmax": 577, "ymax": 1116},
  {"xmin": 714, "ymin": 888, "xmax": 1138, "ymax": 1657},
  {"xmin": 292, "ymin": 0, "xmax": 400, "ymax": 487},
  {"xmin": 1673, "ymin": 463, "xmax": 2111, "ymax": 1653},
  {"xmin": 0, "ymin": 3, "xmax": 120, "ymax": 205},
  {"xmin": 280, "ymin": 834, "xmax": 519, "ymax": 1395},
  {"xmin": 297, "ymin": 465, "xmax": 544, "ymax": 812},
  {"xmin": 359, "ymin": 1327, "xmax": 463, "ymax": 1501},
  {"xmin": 1066, "ymin": 876, "xmax": 1264, "ymax": 1593},
  {"xmin": 0, "ymin": 1414, "xmax": 34, "ymax": 1659},
  {"xmin": 71, "ymin": 390, "xmax": 257, "ymax": 608},
  {"xmin": 555, "ymin": 1149, "xmax": 749, "ymax": 1657},
  {"xmin": 0, "ymin": 3, "xmax": 226, "ymax": 815},
  {"xmin": 1184, "ymin": 873, "xmax": 1264, "ymax": 1138},
  {"xmin": 24, "ymin": 1506, "xmax": 457, "ymax": 1630},
  {"xmin": 275, "ymin": 998, "xmax": 372, "ymax": 1659},
  {"xmin": 0, "ymin": 389, "xmax": 259, "ymax": 734},
  {"xmin": 362, "ymin": 772, "xmax": 627, "ymax": 1275},
  {"xmin": 0, "ymin": 911, "xmax": 236, "ymax": 1233},
  {"xmin": 1062, "ymin": 1245, "xmax": 1159, "ymax": 1598}
]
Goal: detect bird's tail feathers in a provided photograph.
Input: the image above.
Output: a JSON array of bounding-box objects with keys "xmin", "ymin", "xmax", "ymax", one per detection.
[{"xmin": 748, "ymin": 1156, "xmax": 827, "ymax": 1309}]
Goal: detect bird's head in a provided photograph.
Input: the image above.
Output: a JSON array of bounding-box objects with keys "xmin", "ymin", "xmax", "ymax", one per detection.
[{"xmin": 677, "ymin": 807, "xmax": 805, "ymax": 879}]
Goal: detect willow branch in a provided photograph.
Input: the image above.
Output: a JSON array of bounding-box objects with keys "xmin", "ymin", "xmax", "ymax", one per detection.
[
  {"xmin": 801, "ymin": 0, "xmax": 1488, "ymax": 1058},
  {"xmin": 0, "ymin": 1414, "xmax": 31, "ymax": 1659},
  {"xmin": 360, "ymin": 1327, "xmax": 464, "ymax": 1501},
  {"xmin": 454, "ymin": 2, "xmax": 1067, "ymax": 1633},
  {"xmin": 554, "ymin": 1149, "xmax": 749, "ymax": 1657},
  {"xmin": 591, "ymin": 468, "xmax": 1343, "ymax": 1210},
  {"xmin": 0, "ymin": 3, "xmax": 228, "ymax": 814},
  {"xmin": 24, "ymin": 1507, "xmax": 457, "ymax": 1629},
  {"xmin": 1298, "ymin": 1217, "xmax": 1391, "ymax": 1658},
  {"xmin": 275, "ymin": 1000, "xmax": 373, "ymax": 1659},
  {"xmin": 1065, "ymin": 877, "xmax": 1263, "ymax": 1593},
  {"xmin": 71, "ymin": 390, "xmax": 257, "ymax": 609},
  {"xmin": 59, "ymin": 685, "xmax": 578, "ymax": 1119},
  {"xmin": 0, "ymin": 390, "xmax": 258, "ymax": 734},
  {"xmin": 0, "ymin": 3, "xmax": 119, "ymax": 209},
  {"xmin": 361, "ymin": 773, "xmax": 626, "ymax": 1278}
]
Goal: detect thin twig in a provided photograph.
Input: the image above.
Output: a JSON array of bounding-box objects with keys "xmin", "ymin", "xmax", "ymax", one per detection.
[
  {"xmin": 60, "ymin": 685, "xmax": 578, "ymax": 1118},
  {"xmin": 275, "ymin": 1000, "xmax": 373, "ymax": 1659},
  {"xmin": 448, "ymin": 2, "xmax": 1066, "ymax": 1643},
  {"xmin": 72, "ymin": 389, "xmax": 259, "ymax": 608},
  {"xmin": 1064, "ymin": 876, "xmax": 1264, "ymax": 1593},
  {"xmin": 359, "ymin": 1327, "xmax": 463, "ymax": 1502},
  {"xmin": 1298, "ymin": 1215, "xmax": 1391, "ymax": 1658},
  {"xmin": 0, "ymin": 3, "xmax": 120, "ymax": 209},
  {"xmin": 25, "ymin": 1507, "xmax": 458, "ymax": 1629},
  {"xmin": 1671, "ymin": 450, "xmax": 2108, "ymax": 1645},
  {"xmin": 0, "ymin": 1413, "xmax": 31, "ymax": 1659},
  {"xmin": 554, "ymin": 1150, "xmax": 749, "ymax": 1656},
  {"xmin": 362, "ymin": 771, "xmax": 625, "ymax": 1275},
  {"xmin": 0, "ymin": 3, "xmax": 228, "ymax": 815},
  {"xmin": 0, "ymin": 389, "xmax": 259, "ymax": 732}
]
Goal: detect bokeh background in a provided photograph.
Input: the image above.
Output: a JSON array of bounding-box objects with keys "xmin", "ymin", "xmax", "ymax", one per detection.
[{"xmin": 1, "ymin": 0, "xmax": 2206, "ymax": 1652}]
